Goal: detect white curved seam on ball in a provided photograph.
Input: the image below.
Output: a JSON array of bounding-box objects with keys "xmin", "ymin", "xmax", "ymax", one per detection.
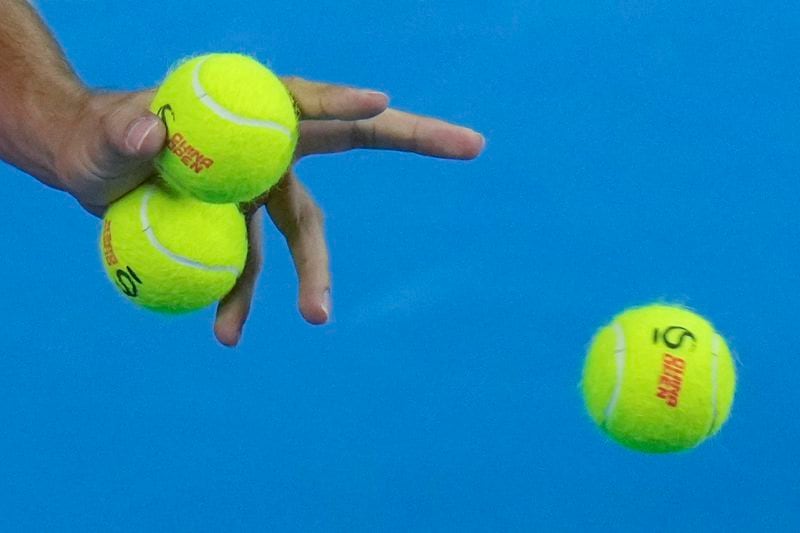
[
  {"xmin": 706, "ymin": 333, "xmax": 720, "ymax": 437},
  {"xmin": 139, "ymin": 186, "xmax": 241, "ymax": 275},
  {"xmin": 192, "ymin": 58, "xmax": 293, "ymax": 138},
  {"xmin": 603, "ymin": 321, "xmax": 626, "ymax": 426}
]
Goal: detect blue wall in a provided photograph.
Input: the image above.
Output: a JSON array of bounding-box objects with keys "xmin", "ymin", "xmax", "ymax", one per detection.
[{"xmin": 0, "ymin": 1, "xmax": 797, "ymax": 530}]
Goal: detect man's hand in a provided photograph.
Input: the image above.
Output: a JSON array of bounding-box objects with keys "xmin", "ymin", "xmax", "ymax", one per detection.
[
  {"xmin": 37, "ymin": 79, "xmax": 484, "ymax": 346},
  {"xmin": 54, "ymin": 91, "xmax": 166, "ymax": 215},
  {"xmin": 215, "ymin": 78, "xmax": 485, "ymax": 346},
  {"xmin": 0, "ymin": 1, "xmax": 484, "ymax": 345}
]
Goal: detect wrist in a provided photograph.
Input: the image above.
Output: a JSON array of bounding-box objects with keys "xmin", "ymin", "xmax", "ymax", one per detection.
[{"xmin": 0, "ymin": 76, "xmax": 88, "ymax": 190}]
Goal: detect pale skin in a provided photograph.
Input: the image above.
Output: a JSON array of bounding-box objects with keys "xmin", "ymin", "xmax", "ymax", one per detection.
[{"xmin": 0, "ymin": 0, "xmax": 484, "ymax": 346}]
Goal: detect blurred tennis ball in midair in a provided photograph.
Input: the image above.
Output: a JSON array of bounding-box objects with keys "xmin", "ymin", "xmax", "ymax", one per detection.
[{"xmin": 581, "ymin": 304, "xmax": 736, "ymax": 453}]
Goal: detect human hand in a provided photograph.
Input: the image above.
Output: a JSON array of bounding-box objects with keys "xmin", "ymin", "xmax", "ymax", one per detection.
[
  {"xmin": 213, "ymin": 77, "xmax": 485, "ymax": 346},
  {"xmin": 53, "ymin": 79, "xmax": 484, "ymax": 346},
  {"xmin": 1, "ymin": 1, "xmax": 483, "ymax": 344},
  {"xmin": 54, "ymin": 90, "xmax": 166, "ymax": 215}
]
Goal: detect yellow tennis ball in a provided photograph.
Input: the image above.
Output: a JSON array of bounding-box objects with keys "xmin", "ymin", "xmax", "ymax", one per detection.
[
  {"xmin": 100, "ymin": 181, "xmax": 247, "ymax": 313},
  {"xmin": 150, "ymin": 53, "xmax": 298, "ymax": 203},
  {"xmin": 581, "ymin": 304, "xmax": 736, "ymax": 453}
]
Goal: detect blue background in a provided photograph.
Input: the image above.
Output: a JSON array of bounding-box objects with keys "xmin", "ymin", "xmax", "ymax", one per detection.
[{"xmin": 1, "ymin": 0, "xmax": 798, "ymax": 530}]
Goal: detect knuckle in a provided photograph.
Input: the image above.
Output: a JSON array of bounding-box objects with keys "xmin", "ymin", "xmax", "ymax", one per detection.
[
  {"xmin": 316, "ymin": 93, "xmax": 329, "ymax": 117},
  {"xmin": 283, "ymin": 202, "xmax": 324, "ymax": 241},
  {"xmin": 350, "ymin": 121, "xmax": 377, "ymax": 148},
  {"xmin": 349, "ymin": 122, "xmax": 364, "ymax": 147},
  {"xmin": 250, "ymin": 250, "xmax": 264, "ymax": 273},
  {"xmin": 298, "ymin": 201, "xmax": 324, "ymax": 227},
  {"xmin": 281, "ymin": 75, "xmax": 304, "ymax": 87}
]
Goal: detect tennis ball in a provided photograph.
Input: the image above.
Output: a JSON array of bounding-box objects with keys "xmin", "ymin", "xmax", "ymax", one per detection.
[
  {"xmin": 100, "ymin": 181, "xmax": 247, "ymax": 313},
  {"xmin": 150, "ymin": 53, "xmax": 298, "ymax": 203},
  {"xmin": 581, "ymin": 304, "xmax": 736, "ymax": 453}
]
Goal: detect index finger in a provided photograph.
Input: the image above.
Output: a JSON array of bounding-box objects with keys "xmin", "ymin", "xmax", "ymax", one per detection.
[
  {"xmin": 297, "ymin": 109, "xmax": 486, "ymax": 160},
  {"xmin": 282, "ymin": 76, "xmax": 389, "ymax": 121}
]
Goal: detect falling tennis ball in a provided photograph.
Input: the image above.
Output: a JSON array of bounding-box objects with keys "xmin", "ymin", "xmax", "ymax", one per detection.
[
  {"xmin": 150, "ymin": 53, "xmax": 298, "ymax": 203},
  {"xmin": 581, "ymin": 304, "xmax": 736, "ymax": 453},
  {"xmin": 100, "ymin": 181, "xmax": 247, "ymax": 313}
]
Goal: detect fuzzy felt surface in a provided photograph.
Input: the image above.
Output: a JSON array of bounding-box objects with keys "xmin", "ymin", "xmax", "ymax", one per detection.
[
  {"xmin": 150, "ymin": 53, "xmax": 299, "ymax": 204},
  {"xmin": 582, "ymin": 304, "xmax": 736, "ymax": 453},
  {"xmin": 100, "ymin": 181, "xmax": 247, "ymax": 313}
]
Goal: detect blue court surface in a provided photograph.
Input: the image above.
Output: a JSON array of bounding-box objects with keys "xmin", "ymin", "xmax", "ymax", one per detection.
[{"xmin": 0, "ymin": 0, "xmax": 798, "ymax": 530}]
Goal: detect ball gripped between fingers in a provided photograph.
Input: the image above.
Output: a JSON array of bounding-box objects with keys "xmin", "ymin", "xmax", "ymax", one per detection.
[
  {"xmin": 150, "ymin": 53, "xmax": 299, "ymax": 204},
  {"xmin": 100, "ymin": 181, "xmax": 248, "ymax": 313}
]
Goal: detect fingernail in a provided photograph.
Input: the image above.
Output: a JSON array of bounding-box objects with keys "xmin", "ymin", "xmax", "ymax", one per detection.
[
  {"xmin": 365, "ymin": 90, "xmax": 388, "ymax": 99},
  {"xmin": 321, "ymin": 289, "xmax": 332, "ymax": 321},
  {"xmin": 125, "ymin": 116, "xmax": 159, "ymax": 153}
]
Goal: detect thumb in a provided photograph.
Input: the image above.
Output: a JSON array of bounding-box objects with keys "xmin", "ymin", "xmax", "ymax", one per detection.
[
  {"xmin": 100, "ymin": 93, "xmax": 165, "ymax": 162},
  {"xmin": 71, "ymin": 92, "xmax": 167, "ymax": 208}
]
